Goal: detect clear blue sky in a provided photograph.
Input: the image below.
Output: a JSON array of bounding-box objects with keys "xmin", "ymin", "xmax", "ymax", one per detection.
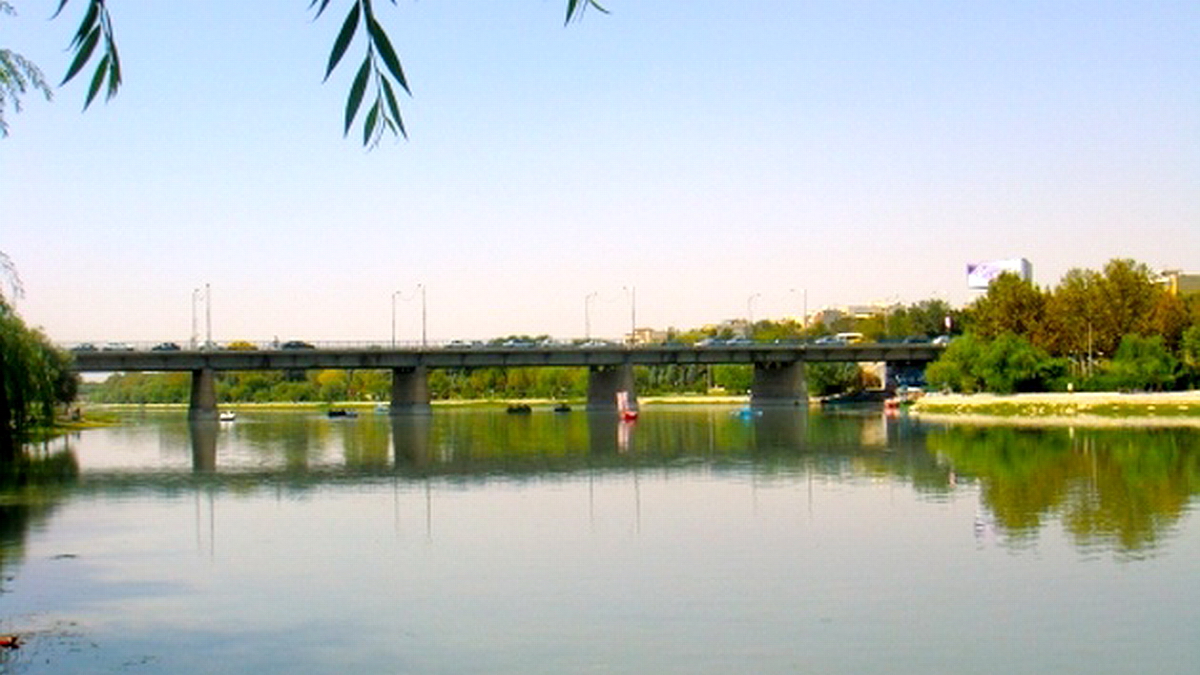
[{"xmin": 4, "ymin": 0, "xmax": 1198, "ymax": 343}]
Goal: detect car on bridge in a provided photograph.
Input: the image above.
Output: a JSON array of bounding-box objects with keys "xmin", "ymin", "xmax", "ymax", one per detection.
[
  {"xmin": 151, "ymin": 342, "xmax": 181, "ymax": 351},
  {"xmin": 281, "ymin": 340, "xmax": 315, "ymax": 350}
]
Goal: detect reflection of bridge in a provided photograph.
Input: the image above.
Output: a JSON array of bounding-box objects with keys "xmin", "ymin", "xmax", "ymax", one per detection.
[{"xmin": 71, "ymin": 343, "xmax": 942, "ymax": 419}]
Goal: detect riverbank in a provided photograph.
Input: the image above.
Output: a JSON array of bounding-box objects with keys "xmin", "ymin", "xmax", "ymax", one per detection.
[
  {"xmin": 81, "ymin": 393, "xmax": 753, "ymax": 414},
  {"xmin": 911, "ymin": 391, "xmax": 1200, "ymax": 426}
]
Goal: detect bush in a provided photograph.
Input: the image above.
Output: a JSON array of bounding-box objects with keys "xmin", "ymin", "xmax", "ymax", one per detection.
[{"xmin": 1103, "ymin": 334, "xmax": 1178, "ymax": 391}]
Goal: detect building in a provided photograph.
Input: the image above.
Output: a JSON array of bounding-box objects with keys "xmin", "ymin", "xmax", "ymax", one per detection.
[{"xmin": 1157, "ymin": 270, "xmax": 1200, "ymax": 297}]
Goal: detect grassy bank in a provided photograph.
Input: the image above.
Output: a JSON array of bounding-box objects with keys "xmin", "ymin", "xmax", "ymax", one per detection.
[{"xmin": 911, "ymin": 391, "xmax": 1200, "ymax": 423}]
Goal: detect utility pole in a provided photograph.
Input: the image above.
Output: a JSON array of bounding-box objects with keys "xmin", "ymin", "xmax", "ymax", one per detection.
[{"xmin": 205, "ymin": 283, "xmax": 212, "ymax": 349}]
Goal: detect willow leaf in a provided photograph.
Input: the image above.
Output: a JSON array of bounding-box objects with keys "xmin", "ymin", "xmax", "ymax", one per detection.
[
  {"xmin": 70, "ymin": 1, "xmax": 99, "ymax": 48},
  {"xmin": 380, "ymin": 75, "xmax": 405, "ymax": 138},
  {"xmin": 367, "ymin": 16, "xmax": 408, "ymax": 93},
  {"xmin": 325, "ymin": 1, "xmax": 360, "ymax": 81},
  {"xmin": 363, "ymin": 99, "xmax": 379, "ymax": 146},
  {"xmin": 84, "ymin": 53, "xmax": 108, "ymax": 109},
  {"xmin": 106, "ymin": 43, "xmax": 121, "ymax": 99},
  {"xmin": 61, "ymin": 25, "xmax": 100, "ymax": 85},
  {"xmin": 308, "ymin": 0, "xmax": 333, "ymax": 20},
  {"xmin": 344, "ymin": 56, "xmax": 371, "ymax": 135}
]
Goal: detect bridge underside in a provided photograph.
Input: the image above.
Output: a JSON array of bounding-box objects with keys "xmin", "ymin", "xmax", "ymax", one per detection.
[
  {"xmin": 176, "ymin": 359, "xmax": 901, "ymax": 415},
  {"xmin": 750, "ymin": 361, "xmax": 808, "ymax": 407}
]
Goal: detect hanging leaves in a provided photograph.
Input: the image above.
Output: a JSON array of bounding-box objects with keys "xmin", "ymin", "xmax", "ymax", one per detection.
[
  {"xmin": 314, "ymin": 0, "xmax": 411, "ymax": 148},
  {"xmin": 51, "ymin": 1, "xmax": 606, "ymax": 147},
  {"xmin": 56, "ymin": 0, "xmax": 121, "ymax": 110}
]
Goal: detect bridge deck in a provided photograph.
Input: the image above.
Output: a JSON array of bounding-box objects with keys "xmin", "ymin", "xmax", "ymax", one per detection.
[{"xmin": 70, "ymin": 343, "xmax": 942, "ymax": 372}]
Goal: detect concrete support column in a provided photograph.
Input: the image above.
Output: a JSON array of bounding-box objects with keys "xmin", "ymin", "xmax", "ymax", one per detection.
[
  {"xmin": 188, "ymin": 368, "xmax": 218, "ymax": 420},
  {"xmin": 749, "ymin": 361, "xmax": 808, "ymax": 407},
  {"xmin": 587, "ymin": 363, "xmax": 638, "ymax": 412},
  {"xmin": 390, "ymin": 366, "xmax": 432, "ymax": 415}
]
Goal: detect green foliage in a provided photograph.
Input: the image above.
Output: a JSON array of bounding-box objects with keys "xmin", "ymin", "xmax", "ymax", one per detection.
[
  {"xmin": 927, "ymin": 333, "xmax": 1064, "ymax": 394},
  {"xmin": 0, "ymin": 2, "xmax": 53, "ymax": 137},
  {"xmin": 54, "ymin": 0, "xmax": 121, "ymax": 110},
  {"xmin": 926, "ymin": 334, "xmax": 985, "ymax": 393},
  {"xmin": 807, "ymin": 362, "xmax": 861, "ymax": 396},
  {"xmin": 1, "ymin": 297, "xmax": 79, "ymax": 461},
  {"xmin": 1101, "ymin": 334, "xmax": 1178, "ymax": 392},
  {"xmin": 966, "ymin": 273, "xmax": 1048, "ymax": 344}
]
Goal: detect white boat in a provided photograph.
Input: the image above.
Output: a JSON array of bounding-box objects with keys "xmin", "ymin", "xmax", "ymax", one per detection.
[
  {"xmin": 616, "ymin": 391, "xmax": 638, "ymax": 421},
  {"xmin": 219, "ymin": 411, "xmax": 236, "ymax": 422}
]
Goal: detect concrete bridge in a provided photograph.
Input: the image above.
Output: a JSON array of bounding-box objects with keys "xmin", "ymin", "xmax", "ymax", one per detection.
[{"xmin": 71, "ymin": 342, "xmax": 942, "ymax": 419}]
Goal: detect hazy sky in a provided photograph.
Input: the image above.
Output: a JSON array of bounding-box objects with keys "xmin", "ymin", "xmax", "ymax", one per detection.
[{"xmin": 5, "ymin": 1, "xmax": 1198, "ymax": 344}]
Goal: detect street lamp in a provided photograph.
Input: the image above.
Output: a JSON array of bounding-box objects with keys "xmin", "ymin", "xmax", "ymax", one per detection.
[
  {"xmin": 391, "ymin": 290, "xmax": 401, "ymax": 348},
  {"xmin": 191, "ymin": 287, "xmax": 201, "ymax": 349},
  {"xmin": 419, "ymin": 283, "xmax": 427, "ymax": 348},
  {"xmin": 392, "ymin": 285, "xmax": 427, "ymax": 348},
  {"xmin": 584, "ymin": 292, "xmax": 598, "ymax": 340},
  {"xmin": 623, "ymin": 286, "xmax": 637, "ymax": 345},
  {"xmin": 747, "ymin": 293, "xmax": 762, "ymax": 337},
  {"xmin": 204, "ymin": 283, "xmax": 212, "ymax": 349}
]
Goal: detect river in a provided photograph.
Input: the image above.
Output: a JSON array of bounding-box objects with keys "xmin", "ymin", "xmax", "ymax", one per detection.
[{"xmin": 2, "ymin": 405, "xmax": 1198, "ymax": 674}]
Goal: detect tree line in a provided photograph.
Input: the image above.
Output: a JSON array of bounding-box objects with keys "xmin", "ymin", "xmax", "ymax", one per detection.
[{"xmin": 928, "ymin": 259, "xmax": 1200, "ymax": 394}]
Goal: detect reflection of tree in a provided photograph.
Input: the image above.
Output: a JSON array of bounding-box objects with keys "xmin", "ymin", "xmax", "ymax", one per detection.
[
  {"xmin": 0, "ymin": 448, "xmax": 79, "ymax": 590},
  {"xmin": 930, "ymin": 425, "xmax": 1200, "ymax": 555}
]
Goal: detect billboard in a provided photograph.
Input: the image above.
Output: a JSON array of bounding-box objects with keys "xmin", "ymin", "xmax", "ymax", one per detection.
[{"xmin": 967, "ymin": 258, "xmax": 1032, "ymax": 289}]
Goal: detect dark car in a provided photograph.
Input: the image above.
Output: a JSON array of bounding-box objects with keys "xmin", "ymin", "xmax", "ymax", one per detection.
[
  {"xmin": 71, "ymin": 342, "xmax": 98, "ymax": 352},
  {"xmin": 281, "ymin": 340, "xmax": 316, "ymax": 350},
  {"xmin": 152, "ymin": 342, "xmax": 181, "ymax": 351}
]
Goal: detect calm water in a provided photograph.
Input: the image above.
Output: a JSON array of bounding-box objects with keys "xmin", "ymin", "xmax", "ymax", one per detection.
[{"xmin": 2, "ymin": 406, "xmax": 1198, "ymax": 674}]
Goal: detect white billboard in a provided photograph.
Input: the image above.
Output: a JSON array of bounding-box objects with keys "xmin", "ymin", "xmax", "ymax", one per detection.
[{"xmin": 966, "ymin": 258, "xmax": 1032, "ymax": 289}]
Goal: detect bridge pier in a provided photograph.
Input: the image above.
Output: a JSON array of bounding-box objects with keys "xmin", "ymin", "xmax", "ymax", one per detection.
[
  {"xmin": 587, "ymin": 363, "xmax": 638, "ymax": 412},
  {"xmin": 390, "ymin": 366, "xmax": 432, "ymax": 415},
  {"xmin": 749, "ymin": 361, "xmax": 808, "ymax": 407},
  {"xmin": 188, "ymin": 368, "xmax": 219, "ymax": 420}
]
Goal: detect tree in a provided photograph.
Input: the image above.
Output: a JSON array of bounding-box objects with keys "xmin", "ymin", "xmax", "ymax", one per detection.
[
  {"xmin": 1104, "ymin": 334, "xmax": 1178, "ymax": 392},
  {"xmin": 1042, "ymin": 267, "xmax": 1103, "ymax": 359},
  {"xmin": 926, "ymin": 333, "xmax": 1063, "ymax": 394},
  {"xmin": 966, "ymin": 273, "xmax": 1048, "ymax": 345},
  {"xmin": 1, "ymin": 298, "xmax": 77, "ymax": 462},
  {"xmin": 1091, "ymin": 258, "xmax": 1162, "ymax": 356},
  {"xmin": 0, "ymin": 2, "xmax": 52, "ymax": 137},
  {"xmin": 20, "ymin": 0, "xmax": 607, "ymax": 145}
]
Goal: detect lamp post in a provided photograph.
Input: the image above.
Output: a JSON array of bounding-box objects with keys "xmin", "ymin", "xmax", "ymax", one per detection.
[
  {"xmin": 191, "ymin": 287, "xmax": 201, "ymax": 349},
  {"xmin": 623, "ymin": 286, "xmax": 637, "ymax": 345},
  {"xmin": 419, "ymin": 283, "xmax": 427, "ymax": 348},
  {"xmin": 204, "ymin": 283, "xmax": 212, "ymax": 349},
  {"xmin": 391, "ymin": 290, "xmax": 401, "ymax": 348},
  {"xmin": 585, "ymin": 292, "xmax": 598, "ymax": 340},
  {"xmin": 393, "ymin": 286, "xmax": 427, "ymax": 348},
  {"xmin": 747, "ymin": 293, "xmax": 761, "ymax": 337}
]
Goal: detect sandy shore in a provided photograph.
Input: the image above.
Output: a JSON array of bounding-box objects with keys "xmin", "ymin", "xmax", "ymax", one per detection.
[{"xmin": 910, "ymin": 390, "xmax": 1200, "ymax": 427}]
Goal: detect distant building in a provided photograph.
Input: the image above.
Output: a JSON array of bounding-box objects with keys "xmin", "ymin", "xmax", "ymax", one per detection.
[
  {"xmin": 1158, "ymin": 270, "xmax": 1200, "ymax": 296},
  {"xmin": 966, "ymin": 258, "xmax": 1033, "ymax": 289},
  {"xmin": 627, "ymin": 327, "xmax": 668, "ymax": 345}
]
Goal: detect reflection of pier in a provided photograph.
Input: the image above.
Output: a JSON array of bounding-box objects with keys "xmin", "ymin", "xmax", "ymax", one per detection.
[{"xmin": 93, "ymin": 409, "xmax": 946, "ymax": 492}]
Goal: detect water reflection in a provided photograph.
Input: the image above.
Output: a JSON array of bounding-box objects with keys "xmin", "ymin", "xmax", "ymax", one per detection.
[
  {"xmin": 4, "ymin": 408, "xmax": 1199, "ymax": 559},
  {"xmin": 929, "ymin": 424, "xmax": 1200, "ymax": 557}
]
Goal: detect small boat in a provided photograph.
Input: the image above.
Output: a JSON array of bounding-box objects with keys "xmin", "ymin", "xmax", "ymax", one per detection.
[
  {"xmin": 327, "ymin": 409, "xmax": 358, "ymax": 418},
  {"xmin": 219, "ymin": 411, "xmax": 236, "ymax": 422},
  {"xmin": 553, "ymin": 403, "xmax": 572, "ymax": 413},
  {"xmin": 0, "ymin": 634, "xmax": 20, "ymax": 649},
  {"xmin": 506, "ymin": 403, "xmax": 532, "ymax": 414},
  {"xmin": 733, "ymin": 406, "xmax": 762, "ymax": 419},
  {"xmin": 616, "ymin": 391, "xmax": 638, "ymax": 421}
]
